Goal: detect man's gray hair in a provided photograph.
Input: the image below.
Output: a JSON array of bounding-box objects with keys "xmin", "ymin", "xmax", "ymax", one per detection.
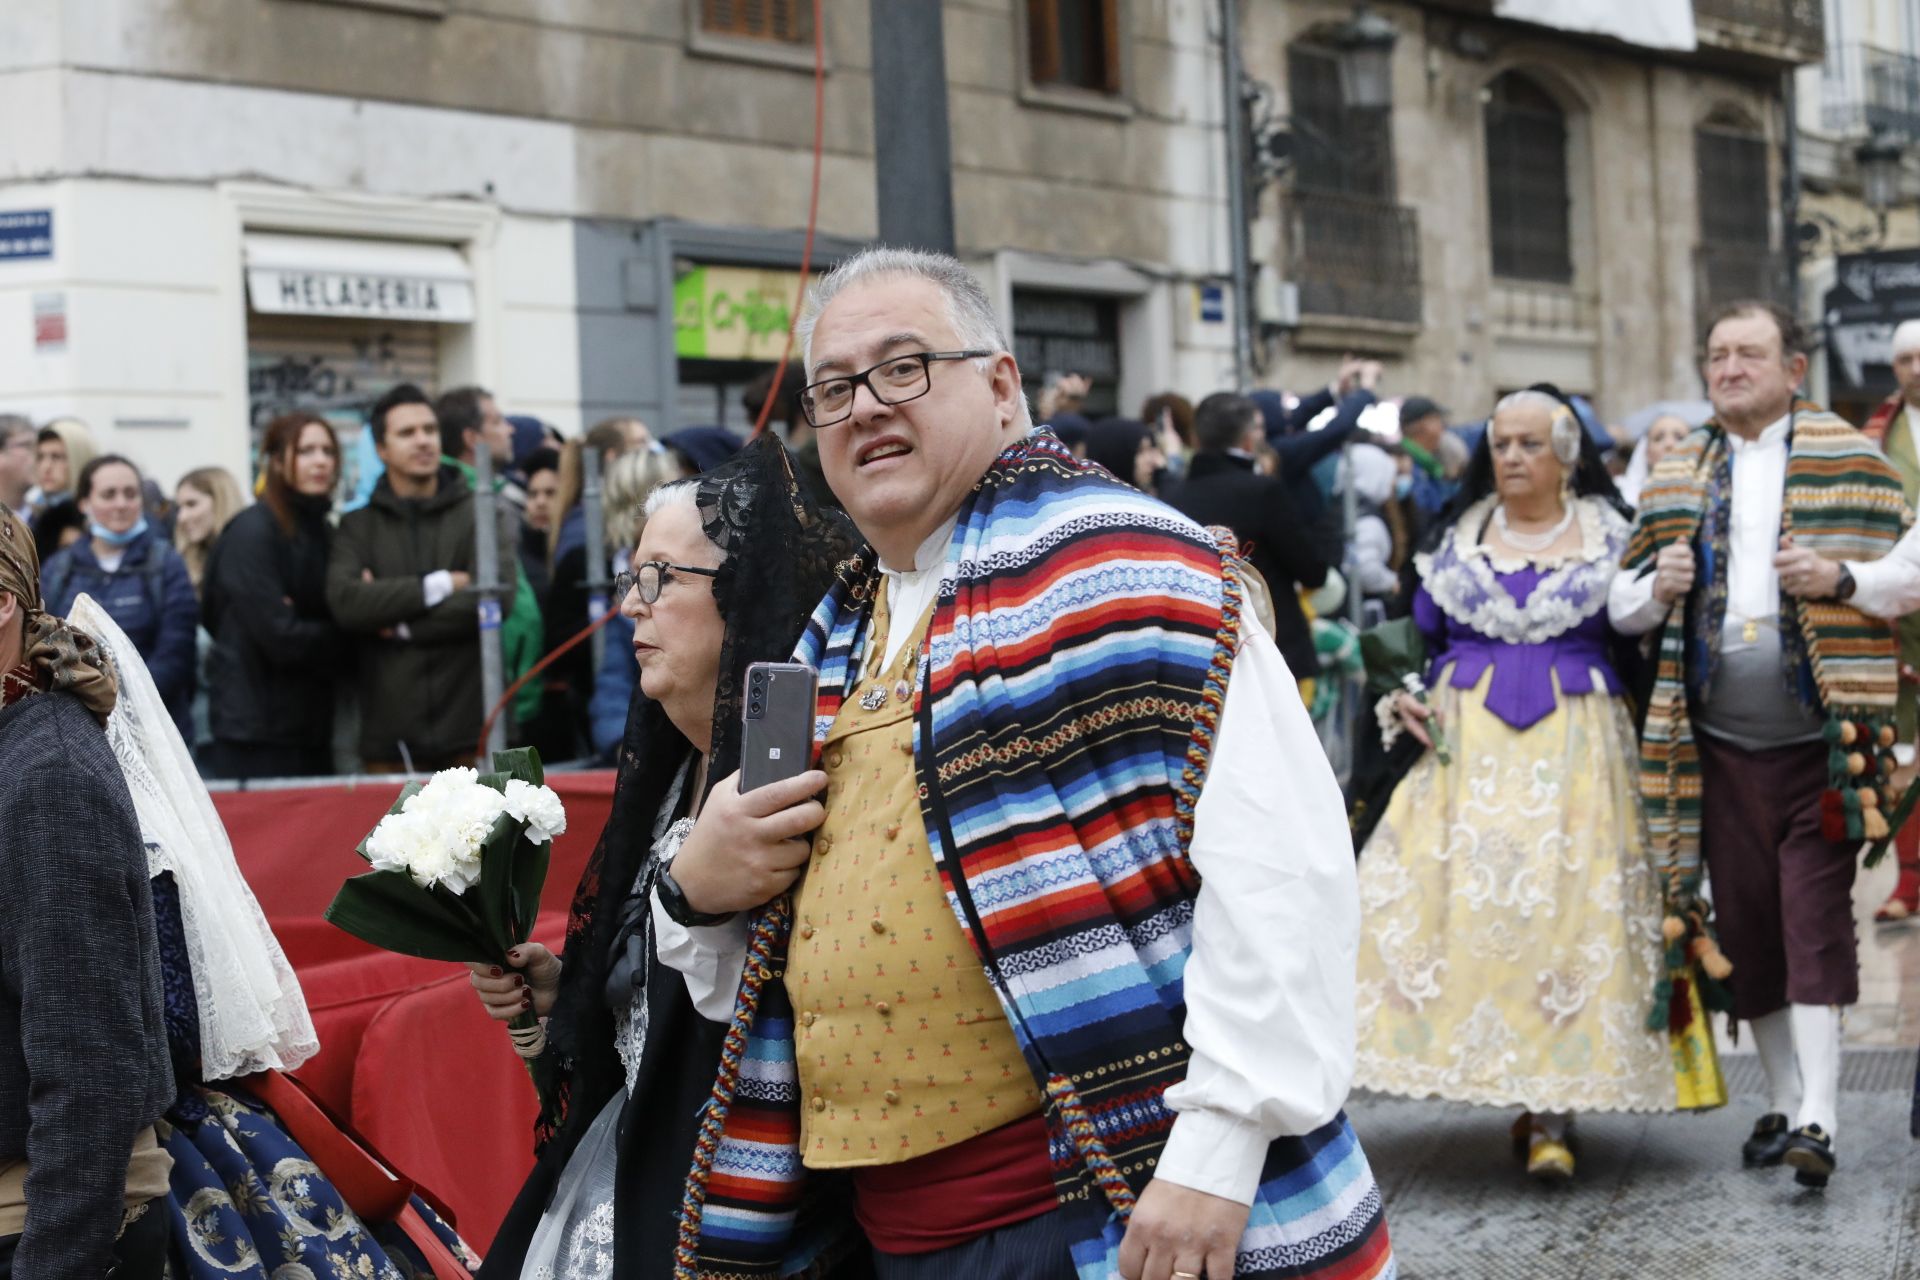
[
  {"xmin": 798, "ymin": 247, "xmax": 1008, "ymax": 371},
  {"xmin": 796, "ymin": 247, "xmax": 1032, "ymax": 430},
  {"xmin": 0, "ymin": 415, "xmax": 31, "ymax": 447}
]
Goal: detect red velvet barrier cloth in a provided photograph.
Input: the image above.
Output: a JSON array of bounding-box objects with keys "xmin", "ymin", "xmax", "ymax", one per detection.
[{"xmin": 213, "ymin": 771, "xmax": 616, "ymax": 1252}]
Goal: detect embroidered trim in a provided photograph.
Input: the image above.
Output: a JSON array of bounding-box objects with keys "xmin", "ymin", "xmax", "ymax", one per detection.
[
  {"xmin": 674, "ymin": 896, "xmax": 790, "ymax": 1279},
  {"xmin": 0, "ymin": 663, "xmax": 40, "ymax": 710},
  {"xmin": 1170, "ymin": 533, "xmax": 1244, "ymax": 861},
  {"xmin": 1415, "ymin": 495, "xmax": 1627, "ymax": 647}
]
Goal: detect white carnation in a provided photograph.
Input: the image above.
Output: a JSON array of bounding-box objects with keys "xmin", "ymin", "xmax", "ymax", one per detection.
[
  {"xmin": 503, "ymin": 779, "xmax": 568, "ymax": 844},
  {"xmin": 365, "ymin": 768, "xmax": 510, "ymax": 893}
]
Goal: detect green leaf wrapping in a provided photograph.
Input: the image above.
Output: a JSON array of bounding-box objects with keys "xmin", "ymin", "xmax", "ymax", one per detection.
[
  {"xmin": 1358, "ymin": 617, "xmax": 1428, "ymax": 700},
  {"xmin": 330, "ymin": 748, "xmax": 553, "ymax": 965},
  {"xmin": 474, "ymin": 813, "xmax": 520, "ymax": 956},
  {"xmin": 490, "ymin": 746, "xmax": 545, "ymax": 787},
  {"xmin": 325, "ymin": 869, "xmax": 492, "ymax": 963},
  {"xmin": 510, "ymin": 837, "xmax": 550, "ymax": 948}
]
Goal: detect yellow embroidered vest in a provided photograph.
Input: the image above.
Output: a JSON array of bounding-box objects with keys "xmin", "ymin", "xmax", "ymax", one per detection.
[{"xmin": 786, "ymin": 589, "xmax": 1042, "ymax": 1169}]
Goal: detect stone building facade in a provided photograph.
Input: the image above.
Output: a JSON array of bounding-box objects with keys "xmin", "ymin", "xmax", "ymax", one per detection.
[
  {"xmin": 1241, "ymin": 0, "xmax": 1822, "ymax": 426},
  {"xmin": 0, "ymin": 0, "xmax": 1235, "ymax": 485},
  {"xmin": 1794, "ymin": 0, "xmax": 1920, "ymax": 421}
]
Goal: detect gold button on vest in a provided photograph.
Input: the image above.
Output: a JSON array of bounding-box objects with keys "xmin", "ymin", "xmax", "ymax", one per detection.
[{"xmin": 787, "ymin": 589, "xmax": 1042, "ymax": 1169}]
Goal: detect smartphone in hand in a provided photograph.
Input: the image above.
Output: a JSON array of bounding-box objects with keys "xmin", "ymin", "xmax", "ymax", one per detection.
[{"xmin": 741, "ymin": 662, "xmax": 819, "ymax": 793}]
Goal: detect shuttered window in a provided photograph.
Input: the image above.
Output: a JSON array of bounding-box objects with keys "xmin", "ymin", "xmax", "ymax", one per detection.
[
  {"xmin": 1484, "ymin": 72, "xmax": 1574, "ymax": 284},
  {"xmin": 700, "ymin": 0, "xmax": 811, "ymax": 44},
  {"xmin": 1289, "ymin": 42, "xmax": 1394, "ymax": 198},
  {"xmin": 1028, "ymin": 0, "xmax": 1122, "ymax": 94}
]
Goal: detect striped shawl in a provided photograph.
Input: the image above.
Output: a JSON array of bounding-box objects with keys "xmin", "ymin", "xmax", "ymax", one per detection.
[
  {"xmin": 670, "ymin": 433, "xmax": 1393, "ymax": 1279},
  {"xmin": 1624, "ymin": 405, "xmax": 1905, "ymax": 930}
]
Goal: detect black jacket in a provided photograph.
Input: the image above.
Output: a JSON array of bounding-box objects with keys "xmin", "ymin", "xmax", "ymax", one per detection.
[
  {"xmin": 326, "ymin": 466, "xmax": 518, "ymax": 766},
  {"xmin": 203, "ymin": 498, "xmax": 342, "ymax": 751},
  {"xmin": 0, "ymin": 690, "xmax": 173, "ymax": 1278},
  {"xmin": 1165, "ymin": 450, "xmax": 1329, "ymax": 680}
]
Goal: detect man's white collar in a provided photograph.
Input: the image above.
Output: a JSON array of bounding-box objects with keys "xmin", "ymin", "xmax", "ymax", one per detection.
[
  {"xmin": 1728, "ymin": 413, "xmax": 1790, "ymax": 451},
  {"xmin": 880, "ymin": 515, "xmax": 959, "ymax": 577}
]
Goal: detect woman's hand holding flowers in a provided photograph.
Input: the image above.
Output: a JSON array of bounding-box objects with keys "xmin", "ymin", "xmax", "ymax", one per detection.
[{"xmin": 467, "ymin": 943, "xmax": 562, "ymax": 1021}]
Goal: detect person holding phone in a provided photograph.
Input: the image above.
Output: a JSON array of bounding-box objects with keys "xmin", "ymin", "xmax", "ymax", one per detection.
[
  {"xmin": 650, "ymin": 249, "xmax": 1392, "ymax": 1280},
  {"xmin": 466, "ymin": 435, "xmax": 861, "ymax": 1280}
]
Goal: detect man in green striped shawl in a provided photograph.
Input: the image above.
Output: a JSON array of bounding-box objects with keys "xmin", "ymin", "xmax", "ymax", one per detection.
[{"xmin": 1611, "ymin": 301, "xmax": 1907, "ymax": 1192}]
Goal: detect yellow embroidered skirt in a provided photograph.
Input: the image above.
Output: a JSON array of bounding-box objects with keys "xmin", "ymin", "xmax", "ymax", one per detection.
[{"xmin": 1353, "ymin": 666, "xmax": 1677, "ymax": 1113}]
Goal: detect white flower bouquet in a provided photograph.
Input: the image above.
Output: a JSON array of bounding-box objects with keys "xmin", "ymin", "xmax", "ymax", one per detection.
[{"xmin": 326, "ymin": 748, "xmax": 565, "ymax": 1069}]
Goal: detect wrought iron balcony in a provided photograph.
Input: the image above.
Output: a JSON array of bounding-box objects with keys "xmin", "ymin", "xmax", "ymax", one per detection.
[
  {"xmin": 1693, "ymin": 0, "xmax": 1825, "ymax": 66},
  {"xmin": 1822, "ymin": 44, "xmax": 1920, "ymax": 141},
  {"xmin": 1281, "ymin": 188, "xmax": 1422, "ymax": 327}
]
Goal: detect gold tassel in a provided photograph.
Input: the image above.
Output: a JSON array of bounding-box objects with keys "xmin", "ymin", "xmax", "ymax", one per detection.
[{"xmin": 1699, "ymin": 940, "xmax": 1733, "ymax": 981}]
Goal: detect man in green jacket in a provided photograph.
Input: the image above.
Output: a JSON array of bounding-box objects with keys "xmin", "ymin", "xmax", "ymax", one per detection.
[{"xmin": 327, "ymin": 384, "xmax": 519, "ymax": 772}]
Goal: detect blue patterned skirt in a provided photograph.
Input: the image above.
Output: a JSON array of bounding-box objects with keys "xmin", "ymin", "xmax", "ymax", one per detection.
[{"xmin": 163, "ymin": 1083, "xmax": 477, "ymax": 1279}]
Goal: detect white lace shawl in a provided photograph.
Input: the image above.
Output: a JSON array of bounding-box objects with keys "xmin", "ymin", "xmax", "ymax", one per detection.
[
  {"xmin": 69, "ymin": 595, "xmax": 319, "ymax": 1079},
  {"xmin": 1412, "ymin": 495, "xmax": 1629, "ymax": 647}
]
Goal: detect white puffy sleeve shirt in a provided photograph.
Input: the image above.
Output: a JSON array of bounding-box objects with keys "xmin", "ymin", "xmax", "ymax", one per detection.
[{"xmin": 654, "ymin": 550, "xmax": 1360, "ymax": 1209}]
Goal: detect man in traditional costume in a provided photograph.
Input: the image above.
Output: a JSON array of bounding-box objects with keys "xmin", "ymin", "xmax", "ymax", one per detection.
[
  {"xmin": 656, "ymin": 248, "xmax": 1394, "ymax": 1279},
  {"xmin": 1853, "ymin": 318, "xmax": 1920, "ymax": 922},
  {"xmin": 0, "ymin": 510, "xmax": 174, "ymax": 1277},
  {"xmin": 1611, "ymin": 300, "xmax": 1909, "ymax": 1190}
]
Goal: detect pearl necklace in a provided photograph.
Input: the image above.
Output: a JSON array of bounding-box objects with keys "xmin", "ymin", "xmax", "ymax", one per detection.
[{"xmin": 1492, "ymin": 501, "xmax": 1574, "ymax": 552}]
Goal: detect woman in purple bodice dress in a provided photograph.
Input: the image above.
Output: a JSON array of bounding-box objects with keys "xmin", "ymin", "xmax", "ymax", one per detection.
[{"xmin": 1353, "ymin": 390, "xmax": 1679, "ymax": 1182}]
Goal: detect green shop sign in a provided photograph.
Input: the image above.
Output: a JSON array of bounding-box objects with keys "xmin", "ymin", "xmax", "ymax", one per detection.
[{"xmin": 675, "ymin": 265, "xmax": 800, "ymax": 361}]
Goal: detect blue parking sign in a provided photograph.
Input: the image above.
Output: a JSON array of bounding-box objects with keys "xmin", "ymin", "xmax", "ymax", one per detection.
[{"xmin": 0, "ymin": 211, "xmax": 52, "ymax": 262}]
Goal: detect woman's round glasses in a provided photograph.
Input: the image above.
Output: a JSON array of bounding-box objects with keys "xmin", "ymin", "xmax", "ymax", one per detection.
[
  {"xmin": 614, "ymin": 561, "xmax": 719, "ymax": 606},
  {"xmin": 799, "ymin": 350, "xmax": 992, "ymax": 428}
]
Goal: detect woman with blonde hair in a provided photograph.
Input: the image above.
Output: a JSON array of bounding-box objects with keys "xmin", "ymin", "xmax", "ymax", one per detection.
[
  {"xmin": 589, "ymin": 446, "xmax": 691, "ymax": 759},
  {"xmin": 531, "ymin": 425, "xmax": 671, "ymax": 760},
  {"xmin": 173, "ymin": 467, "xmax": 247, "ymax": 595},
  {"xmin": 28, "ymin": 416, "xmax": 98, "ymax": 563}
]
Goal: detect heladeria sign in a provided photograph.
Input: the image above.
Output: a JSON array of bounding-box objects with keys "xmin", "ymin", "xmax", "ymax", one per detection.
[
  {"xmin": 248, "ymin": 267, "xmax": 475, "ymax": 322},
  {"xmin": 243, "ymin": 233, "xmax": 476, "ymax": 324}
]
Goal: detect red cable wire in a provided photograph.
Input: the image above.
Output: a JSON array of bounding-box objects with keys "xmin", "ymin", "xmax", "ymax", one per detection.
[
  {"xmin": 476, "ymin": 0, "xmax": 827, "ymax": 757},
  {"xmin": 749, "ymin": 0, "xmax": 827, "ymax": 440}
]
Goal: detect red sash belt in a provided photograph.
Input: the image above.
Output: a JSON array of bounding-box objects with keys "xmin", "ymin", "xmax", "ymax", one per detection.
[{"xmin": 851, "ymin": 1112, "xmax": 1059, "ymax": 1256}]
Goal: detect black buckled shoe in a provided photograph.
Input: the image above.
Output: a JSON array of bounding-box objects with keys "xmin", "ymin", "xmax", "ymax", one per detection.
[
  {"xmin": 1784, "ymin": 1124, "xmax": 1837, "ymax": 1188},
  {"xmin": 1741, "ymin": 1112, "xmax": 1792, "ymax": 1167}
]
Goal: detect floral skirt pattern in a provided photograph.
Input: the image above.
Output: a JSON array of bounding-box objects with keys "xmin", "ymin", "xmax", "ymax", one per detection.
[
  {"xmin": 1353, "ymin": 668, "xmax": 1675, "ymax": 1114},
  {"xmin": 163, "ymin": 1085, "xmax": 479, "ymax": 1279}
]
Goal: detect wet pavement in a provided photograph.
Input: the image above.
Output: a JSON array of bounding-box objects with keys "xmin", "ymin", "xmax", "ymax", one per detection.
[{"xmin": 1348, "ymin": 854, "xmax": 1920, "ymax": 1279}]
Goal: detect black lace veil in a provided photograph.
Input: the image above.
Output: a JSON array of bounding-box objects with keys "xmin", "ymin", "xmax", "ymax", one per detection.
[{"xmin": 538, "ymin": 432, "xmax": 862, "ymax": 1140}]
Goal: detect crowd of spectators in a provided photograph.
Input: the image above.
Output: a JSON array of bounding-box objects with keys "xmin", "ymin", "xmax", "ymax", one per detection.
[{"xmin": 0, "ymin": 353, "xmax": 1694, "ymax": 785}]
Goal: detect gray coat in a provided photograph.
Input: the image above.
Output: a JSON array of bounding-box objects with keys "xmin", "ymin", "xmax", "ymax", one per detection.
[{"xmin": 0, "ymin": 689, "xmax": 173, "ymax": 1278}]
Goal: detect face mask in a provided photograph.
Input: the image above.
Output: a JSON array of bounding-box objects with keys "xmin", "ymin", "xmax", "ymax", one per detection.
[
  {"xmin": 1393, "ymin": 473, "xmax": 1414, "ymax": 501},
  {"xmin": 90, "ymin": 515, "xmax": 149, "ymax": 548}
]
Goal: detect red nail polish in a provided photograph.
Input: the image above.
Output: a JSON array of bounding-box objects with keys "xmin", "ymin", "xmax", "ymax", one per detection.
[
  {"xmin": 512, "ymin": 975, "xmax": 524, "ymax": 988},
  {"xmin": 490, "ymin": 966, "xmax": 502, "ymax": 978}
]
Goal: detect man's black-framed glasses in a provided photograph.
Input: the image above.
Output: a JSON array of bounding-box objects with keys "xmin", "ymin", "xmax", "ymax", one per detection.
[
  {"xmin": 799, "ymin": 350, "xmax": 994, "ymax": 428},
  {"xmin": 614, "ymin": 561, "xmax": 719, "ymax": 606}
]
